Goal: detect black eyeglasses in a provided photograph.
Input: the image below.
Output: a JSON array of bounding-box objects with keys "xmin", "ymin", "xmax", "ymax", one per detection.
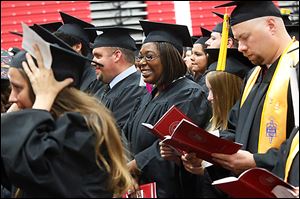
[{"xmin": 135, "ymin": 54, "xmax": 160, "ymax": 62}]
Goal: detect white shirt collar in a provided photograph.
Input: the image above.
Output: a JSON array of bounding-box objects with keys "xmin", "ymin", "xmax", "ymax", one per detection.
[{"xmin": 109, "ymin": 65, "xmax": 137, "ymax": 89}]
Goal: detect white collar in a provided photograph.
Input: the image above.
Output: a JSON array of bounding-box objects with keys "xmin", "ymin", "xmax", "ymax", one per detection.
[{"xmin": 109, "ymin": 65, "xmax": 137, "ymax": 89}]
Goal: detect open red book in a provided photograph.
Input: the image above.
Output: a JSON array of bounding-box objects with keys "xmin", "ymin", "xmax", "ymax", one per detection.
[
  {"xmin": 162, "ymin": 119, "xmax": 242, "ymax": 164},
  {"xmin": 122, "ymin": 182, "xmax": 157, "ymax": 198},
  {"xmin": 142, "ymin": 105, "xmax": 192, "ymax": 140},
  {"xmin": 142, "ymin": 105, "xmax": 242, "ymax": 164},
  {"xmin": 212, "ymin": 168, "xmax": 295, "ymax": 198}
]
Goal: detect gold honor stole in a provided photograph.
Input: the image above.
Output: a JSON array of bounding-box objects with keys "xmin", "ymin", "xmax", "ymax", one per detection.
[
  {"xmin": 284, "ymin": 131, "xmax": 299, "ymax": 182},
  {"xmin": 240, "ymin": 39, "xmax": 299, "ymax": 153}
]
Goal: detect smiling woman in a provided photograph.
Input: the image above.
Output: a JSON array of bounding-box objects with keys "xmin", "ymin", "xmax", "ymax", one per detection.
[{"xmin": 122, "ymin": 20, "xmax": 212, "ymax": 198}]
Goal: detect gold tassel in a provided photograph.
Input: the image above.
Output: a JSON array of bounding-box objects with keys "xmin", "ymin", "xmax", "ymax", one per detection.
[
  {"xmin": 216, "ymin": 13, "xmax": 230, "ymax": 71},
  {"xmin": 14, "ymin": 188, "xmax": 21, "ymax": 198}
]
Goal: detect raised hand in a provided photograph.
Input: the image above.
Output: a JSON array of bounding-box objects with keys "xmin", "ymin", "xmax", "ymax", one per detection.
[{"xmin": 22, "ymin": 44, "xmax": 73, "ymax": 111}]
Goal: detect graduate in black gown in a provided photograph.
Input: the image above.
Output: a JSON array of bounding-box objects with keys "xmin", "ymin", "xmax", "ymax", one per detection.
[
  {"xmin": 1, "ymin": 29, "xmax": 134, "ymax": 197},
  {"xmin": 189, "ymin": 28, "xmax": 210, "ymax": 86},
  {"xmin": 54, "ymin": 11, "xmax": 98, "ymax": 91},
  {"xmin": 205, "ymin": 12, "xmax": 237, "ymax": 49},
  {"xmin": 272, "ymin": 127, "xmax": 299, "ymax": 187},
  {"xmin": 272, "ymin": 63, "xmax": 299, "ymax": 187},
  {"xmin": 196, "ymin": 12, "xmax": 240, "ymax": 98},
  {"xmin": 208, "ymin": 1, "xmax": 299, "ymax": 178},
  {"xmin": 85, "ymin": 27, "xmax": 147, "ymax": 130},
  {"xmin": 160, "ymin": 47, "xmax": 254, "ymax": 198},
  {"xmin": 123, "ymin": 20, "xmax": 211, "ymax": 198}
]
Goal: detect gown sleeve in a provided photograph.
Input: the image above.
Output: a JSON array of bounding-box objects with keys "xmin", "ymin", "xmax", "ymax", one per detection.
[
  {"xmin": 135, "ymin": 86, "xmax": 211, "ymax": 170},
  {"xmin": 1, "ymin": 109, "xmax": 106, "ymax": 197},
  {"xmin": 109, "ymin": 84, "xmax": 147, "ymax": 130}
]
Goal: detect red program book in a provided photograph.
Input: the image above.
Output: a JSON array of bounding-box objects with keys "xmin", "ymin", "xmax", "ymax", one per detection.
[
  {"xmin": 142, "ymin": 105, "xmax": 192, "ymax": 140},
  {"xmin": 122, "ymin": 182, "xmax": 157, "ymax": 198},
  {"xmin": 212, "ymin": 168, "xmax": 295, "ymax": 198},
  {"xmin": 162, "ymin": 119, "xmax": 242, "ymax": 164}
]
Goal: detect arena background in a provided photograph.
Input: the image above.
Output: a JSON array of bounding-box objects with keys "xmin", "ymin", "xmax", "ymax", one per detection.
[{"xmin": 1, "ymin": 1, "xmax": 299, "ymax": 50}]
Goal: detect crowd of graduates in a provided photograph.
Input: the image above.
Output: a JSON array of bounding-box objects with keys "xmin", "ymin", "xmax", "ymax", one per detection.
[{"xmin": 1, "ymin": 1, "xmax": 299, "ymax": 198}]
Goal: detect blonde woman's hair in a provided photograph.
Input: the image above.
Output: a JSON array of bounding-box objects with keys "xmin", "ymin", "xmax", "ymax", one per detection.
[
  {"xmin": 18, "ymin": 67, "xmax": 133, "ymax": 197},
  {"xmin": 50, "ymin": 87, "xmax": 133, "ymax": 196},
  {"xmin": 206, "ymin": 71, "xmax": 243, "ymax": 131},
  {"xmin": 15, "ymin": 69, "xmax": 134, "ymax": 197}
]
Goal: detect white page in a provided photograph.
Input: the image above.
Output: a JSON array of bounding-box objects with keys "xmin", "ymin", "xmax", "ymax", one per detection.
[
  {"xmin": 141, "ymin": 123, "xmax": 154, "ymax": 129},
  {"xmin": 21, "ymin": 22, "xmax": 52, "ymax": 69},
  {"xmin": 271, "ymin": 185, "xmax": 298, "ymax": 198},
  {"xmin": 211, "ymin": 176, "xmax": 238, "ymax": 185}
]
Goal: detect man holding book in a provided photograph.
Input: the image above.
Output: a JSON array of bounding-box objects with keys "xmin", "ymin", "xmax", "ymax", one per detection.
[
  {"xmin": 208, "ymin": 0, "xmax": 298, "ymax": 181},
  {"xmin": 172, "ymin": 2, "xmax": 299, "ymax": 197}
]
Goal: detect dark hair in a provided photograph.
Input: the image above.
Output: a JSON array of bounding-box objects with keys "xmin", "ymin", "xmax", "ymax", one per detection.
[
  {"xmin": 1, "ymin": 80, "xmax": 11, "ymax": 113},
  {"xmin": 155, "ymin": 42, "xmax": 187, "ymax": 87},
  {"xmin": 229, "ymin": 37, "xmax": 239, "ymax": 48},
  {"xmin": 54, "ymin": 31, "xmax": 91, "ymax": 57},
  {"xmin": 111, "ymin": 47, "xmax": 135, "ymax": 65},
  {"xmin": 182, "ymin": 46, "xmax": 192, "ymax": 59}
]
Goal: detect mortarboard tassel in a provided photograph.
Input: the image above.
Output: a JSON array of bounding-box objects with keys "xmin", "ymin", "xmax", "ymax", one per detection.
[{"xmin": 216, "ymin": 12, "xmax": 230, "ymax": 71}]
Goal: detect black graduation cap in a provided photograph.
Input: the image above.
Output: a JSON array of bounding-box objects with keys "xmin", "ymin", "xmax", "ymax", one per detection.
[
  {"xmin": 194, "ymin": 37, "xmax": 209, "ymax": 46},
  {"xmin": 200, "ymin": 27, "xmax": 211, "ymax": 37},
  {"xmin": 9, "ymin": 46, "xmax": 91, "ymax": 89},
  {"xmin": 31, "ymin": 24, "xmax": 75, "ymax": 52},
  {"xmin": 36, "ymin": 22, "xmax": 63, "ymax": 33},
  {"xmin": 194, "ymin": 27, "xmax": 211, "ymax": 45},
  {"xmin": 57, "ymin": 11, "xmax": 97, "ymax": 44},
  {"xmin": 212, "ymin": 12, "xmax": 234, "ymax": 38},
  {"xmin": 191, "ymin": 36, "xmax": 200, "ymax": 44},
  {"xmin": 215, "ymin": 1, "xmax": 281, "ymax": 26},
  {"xmin": 135, "ymin": 41, "xmax": 143, "ymax": 51},
  {"xmin": 9, "ymin": 22, "xmax": 63, "ymax": 38},
  {"xmin": 9, "ymin": 25, "xmax": 101, "ymax": 88},
  {"xmin": 206, "ymin": 48, "xmax": 255, "ymax": 78},
  {"xmin": 212, "ymin": 23, "xmax": 234, "ymax": 39},
  {"xmin": 85, "ymin": 26, "xmax": 141, "ymax": 51},
  {"xmin": 8, "ymin": 24, "xmax": 74, "ymax": 52},
  {"xmin": 135, "ymin": 41, "xmax": 143, "ymax": 56},
  {"xmin": 139, "ymin": 20, "xmax": 193, "ymax": 54}
]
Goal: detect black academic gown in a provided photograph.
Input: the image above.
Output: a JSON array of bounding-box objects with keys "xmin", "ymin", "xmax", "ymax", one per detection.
[
  {"xmin": 272, "ymin": 126, "xmax": 299, "ymax": 186},
  {"xmin": 80, "ymin": 62, "xmax": 97, "ymax": 92},
  {"xmin": 272, "ymin": 63, "xmax": 299, "ymax": 187},
  {"xmin": 236, "ymin": 60, "xmax": 294, "ymax": 170},
  {"xmin": 214, "ymin": 59, "xmax": 295, "ymax": 175},
  {"xmin": 1, "ymin": 110, "xmax": 112, "ymax": 198},
  {"xmin": 85, "ymin": 78, "xmax": 105, "ymax": 95},
  {"xmin": 122, "ymin": 77, "xmax": 211, "ymax": 198},
  {"xmin": 94, "ymin": 71, "xmax": 147, "ymax": 130},
  {"xmin": 204, "ymin": 58, "xmax": 297, "ymax": 199}
]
